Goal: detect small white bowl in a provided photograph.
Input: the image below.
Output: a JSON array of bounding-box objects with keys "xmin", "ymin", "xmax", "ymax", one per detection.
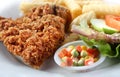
[{"xmin": 54, "ymin": 40, "xmax": 106, "ymax": 72}]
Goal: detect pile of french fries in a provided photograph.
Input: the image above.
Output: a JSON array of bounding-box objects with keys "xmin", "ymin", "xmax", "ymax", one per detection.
[{"xmin": 20, "ymin": 0, "xmax": 120, "ymax": 20}]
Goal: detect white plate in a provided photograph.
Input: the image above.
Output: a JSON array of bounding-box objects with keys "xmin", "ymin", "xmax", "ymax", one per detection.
[{"xmin": 0, "ymin": 0, "xmax": 120, "ymax": 77}]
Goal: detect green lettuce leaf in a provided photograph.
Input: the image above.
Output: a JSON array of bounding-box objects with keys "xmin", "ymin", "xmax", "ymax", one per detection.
[{"xmin": 80, "ymin": 35, "xmax": 120, "ymax": 58}]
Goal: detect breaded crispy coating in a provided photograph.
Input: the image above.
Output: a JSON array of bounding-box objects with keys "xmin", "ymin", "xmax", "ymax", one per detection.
[
  {"xmin": 4, "ymin": 15, "xmax": 65, "ymax": 68},
  {"xmin": 0, "ymin": 4, "xmax": 71, "ymax": 68}
]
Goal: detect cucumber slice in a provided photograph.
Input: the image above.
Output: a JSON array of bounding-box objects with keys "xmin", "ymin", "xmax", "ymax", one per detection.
[
  {"xmin": 90, "ymin": 19, "xmax": 104, "ymax": 32},
  {"xmin": 103, "ymin": 26, "xmax": 119, "ymax": 34}
]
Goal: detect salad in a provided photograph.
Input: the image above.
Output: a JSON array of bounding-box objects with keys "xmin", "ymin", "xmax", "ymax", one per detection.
[
  {"xmin": 58, "ymin": 45, "xmax": 100, "ymax": 67},
  {"xmin": 71, "ymin": 11, "xmax": 120, "ymax": 58}
]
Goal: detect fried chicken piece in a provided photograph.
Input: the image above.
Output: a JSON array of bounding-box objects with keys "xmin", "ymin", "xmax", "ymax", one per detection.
[
  {"xmin": 0, "ymin": 4, "xmax": 71, "ymax": 41},
  {"xmin": 0, "ymin": 3, "xmax": 72, "ymax": 69},
  {"xmin": 4, "ymin": 15, "xmax": 65, "ymax": 68},
  {"xmin": 0, "ymin": 17, "xmax": 16, "ymax": 41},
  {"xmin": 0, "ymin": 17, "xmax": 15, "ymax": 31},
  {"xmin": 24, "ymin": 3, "xmax": 72, "ymax": 31}
]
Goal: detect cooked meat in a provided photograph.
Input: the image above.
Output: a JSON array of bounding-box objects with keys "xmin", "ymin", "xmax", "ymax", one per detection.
[
  {"xmin": 0, "ymin": 17, "xmax": 16, "ymax": 41},
  {"xmin": 0, "ymin": 4, "xmax": 71, "ymax": 69},
  {"xmin": 0, "ymin": 4, "xmax": 71, "ymax": 41},
  {"xmin": 23, "ymin": 3, "xmax": 71, "ymax": 32},
  {"xmin": 4, "ymin": 15, "xmax": 65, "ymax": 68},
  {"xmin": 25, "ymin": 3, "xmax": 71, "ymax": 25}
]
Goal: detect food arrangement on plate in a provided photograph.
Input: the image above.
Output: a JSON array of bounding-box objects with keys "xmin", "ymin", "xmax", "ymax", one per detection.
[{"xmin": 0, "ymin": 0, "xmax": 120, "ymax": 72}]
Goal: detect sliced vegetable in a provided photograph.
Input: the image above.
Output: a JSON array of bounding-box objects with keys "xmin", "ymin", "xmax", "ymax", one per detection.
[
  {"xmin": 72, "ymin": 12, "xmax": 120, "ymax": 44},
  {"xmin": 90, "ymin": 19, "xmax": 104, "ymax": 32},
  {"xmin": 91, "ymin": 19, "xmax": 118, "ymax": 34},
  {"xmin": 105, "ymin": 15, "xmax": 120, "ymax": 31}
]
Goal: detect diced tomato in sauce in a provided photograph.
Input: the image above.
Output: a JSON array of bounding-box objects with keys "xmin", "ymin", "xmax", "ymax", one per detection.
[
  {"xmin": 58, "ymin": 45, "xmax": 100, "ymax": 67},
  {"xmin": 76, "ymin": 45, "xmax": 82, "ymax": 52}
]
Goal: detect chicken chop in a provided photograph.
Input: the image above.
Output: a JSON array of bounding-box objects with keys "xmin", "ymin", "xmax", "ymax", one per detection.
[{"xmin": 0, "ymin": 4, "xmax": 71, "ymax": 69}]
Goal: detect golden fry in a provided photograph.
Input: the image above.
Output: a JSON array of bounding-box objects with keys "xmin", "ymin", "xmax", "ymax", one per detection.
[
  {"xmin": 76, "ymin": 0, "xmax": 104, "ymax": 7},
  {"xmin": 82, "ymin": 4, "xmax": 120, "ymax": 18},
  {"xmin": 32, "ymin": 0, "xmax": 65, "ymax": 5},
  {"xmin": 63, "ymin": 0, "xmax": 82, "ymax": 19}
]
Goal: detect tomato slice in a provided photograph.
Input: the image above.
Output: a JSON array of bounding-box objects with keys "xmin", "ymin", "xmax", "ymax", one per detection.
[{"xmin": 105, "ymin": 15, "xmax": 120, "ymax": 31}]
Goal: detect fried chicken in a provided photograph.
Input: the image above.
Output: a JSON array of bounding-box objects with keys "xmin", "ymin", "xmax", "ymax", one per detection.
[
  {"xmin": 0, "ymin": 4, "xmax": 72, "ymax": 68},
  {"xmin": 0, "ymin": 4, "xmax": 71, "ymax": 41}
]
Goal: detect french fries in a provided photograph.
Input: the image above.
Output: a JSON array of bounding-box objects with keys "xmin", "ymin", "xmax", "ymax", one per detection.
[
  {"xmin": 63, "ymin": 0, "xmax": 82, "ymax": 19},
  {"xmin": 82, "ymin": 4, "xmax": 120, "ymax": 18},
  {"xmin": 76, "ymin": 0, "xmax": 104, "ymax": 7},
  {"xmin": 32, "ymin": 0, "xmax": 65, "ymax": 6}
]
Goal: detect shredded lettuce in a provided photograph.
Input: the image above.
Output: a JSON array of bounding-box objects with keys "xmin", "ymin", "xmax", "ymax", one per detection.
[{"xmin": 80, "ymin": 35, "xmax": 120, "ymax": 58}]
